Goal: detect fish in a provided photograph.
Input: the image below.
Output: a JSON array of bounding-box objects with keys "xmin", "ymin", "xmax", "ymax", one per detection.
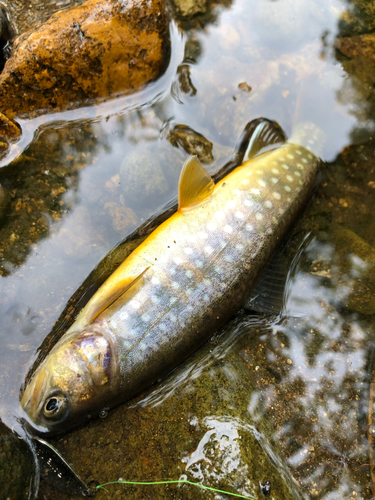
[{"xmin": 20, "ymin": 120, "xmax": 323, "ymax": 434}]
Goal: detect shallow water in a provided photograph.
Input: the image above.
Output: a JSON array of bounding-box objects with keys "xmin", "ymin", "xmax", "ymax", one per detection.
[{"xmin": 0, "ymin": 0, "xmax": 375, "ymax": 498}]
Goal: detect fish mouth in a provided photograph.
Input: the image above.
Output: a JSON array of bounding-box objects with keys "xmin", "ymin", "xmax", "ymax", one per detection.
[{"xmin": 20, "ymin": 369, "xmax": 51, "ymax": 433}]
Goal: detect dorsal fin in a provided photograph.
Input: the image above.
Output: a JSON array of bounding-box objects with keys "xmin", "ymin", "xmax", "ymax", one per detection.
[
  {"xmin": 178, "ymin": 155, "xmax": 215, "ymax": 211},
  {"xmin": 76, "ymin": 267, "xmax": 150, "ymax": 327},
  {"xmin": 243, "ymin": 120, "xmax": 286, "ymax": 161}
]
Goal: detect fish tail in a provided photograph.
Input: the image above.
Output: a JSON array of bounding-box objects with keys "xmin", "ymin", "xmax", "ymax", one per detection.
[{"xmin": 290, "ymin": 122, "xmax": 326, "ymax": 158}]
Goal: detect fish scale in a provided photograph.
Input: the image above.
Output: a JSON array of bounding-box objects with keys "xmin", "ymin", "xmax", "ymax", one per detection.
[{"xmin": 20, "ymin": 121, "xmax": 322, "ymax": 434}]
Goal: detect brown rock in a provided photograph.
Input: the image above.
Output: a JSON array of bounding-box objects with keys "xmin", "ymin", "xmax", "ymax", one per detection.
[{"xmin": 0, "ymin": 0, "xmax": 168, "ymax": 117}]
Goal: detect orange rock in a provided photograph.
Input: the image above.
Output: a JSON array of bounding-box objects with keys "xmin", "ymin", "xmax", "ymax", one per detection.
[{"xmin": 0, "ymin": 0, "xmax": 168, "ymax": 117}]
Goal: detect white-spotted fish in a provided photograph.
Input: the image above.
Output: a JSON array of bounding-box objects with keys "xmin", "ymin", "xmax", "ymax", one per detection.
[{"xmin": 20, "ymin": 120, "xmax": 323, "ymax": 434}]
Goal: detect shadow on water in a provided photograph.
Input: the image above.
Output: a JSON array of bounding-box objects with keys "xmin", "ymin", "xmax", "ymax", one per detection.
[{"xmin": 1, "ymin": 0, "xmax": 375, "ymax": 498}]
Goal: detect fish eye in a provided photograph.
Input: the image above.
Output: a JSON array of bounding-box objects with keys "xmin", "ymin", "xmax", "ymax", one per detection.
[{"xmin": 43, "ymin": 395, "xmax": 66, "ymax": 418}]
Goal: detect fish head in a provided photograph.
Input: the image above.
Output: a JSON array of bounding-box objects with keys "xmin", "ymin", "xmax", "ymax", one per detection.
[{"xmin": 20, "ymin": 327, "xmax": 118, "ymax": 434}]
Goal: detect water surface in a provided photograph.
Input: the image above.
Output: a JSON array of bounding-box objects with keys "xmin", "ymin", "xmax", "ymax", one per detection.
[{"xmin": 0, "ymin": 0, "xmax": 375, "ymax": 498}]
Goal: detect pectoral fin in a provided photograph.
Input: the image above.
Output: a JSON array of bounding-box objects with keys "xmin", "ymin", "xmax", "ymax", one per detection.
[
  {"xmin": 83, "ymin": 267, "xmax": 150, "ymax": 325},
  {"xmin": 178, "ymin": 155, "xmax": 215, "ymax": 211}
]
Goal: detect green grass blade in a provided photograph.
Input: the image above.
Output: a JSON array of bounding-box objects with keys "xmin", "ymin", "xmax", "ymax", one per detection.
[{"xmin": 96, "ymin": 478, "xmax": 255, "ymax": 499}]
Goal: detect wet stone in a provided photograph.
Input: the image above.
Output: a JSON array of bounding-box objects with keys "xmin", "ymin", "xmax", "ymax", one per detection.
[
  {"xmin": 167, "ymin": 124, "xmax": 214, "ymax": 164},
  {"xmin": 0, "ymin": 0, "xmax": 168, "ymax": 117}
]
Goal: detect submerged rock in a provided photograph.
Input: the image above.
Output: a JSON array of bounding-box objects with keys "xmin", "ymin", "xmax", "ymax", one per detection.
[
  {"xmin": 0, "ymin": 0, "xmax": 168, "ymax": 117},
  {"xmin": 120, "ymin": 150, "xmax": 170, "ymax": 210}
]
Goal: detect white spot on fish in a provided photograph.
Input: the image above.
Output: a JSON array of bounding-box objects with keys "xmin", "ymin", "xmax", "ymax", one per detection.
[
  {"xmin": 152, "ymin": 277, "xmax": 160, "ymax": 285},
  {"xmin": 242, "ymin": 179, "xmax": 250, "ymax": 185},
  {"xmin": 186, "ymin": 305, "xmax": 194, "ymax": 312},
  {"xmin": 151, "ymin": 296, "xmax": 159, "ymax": 304},
  {"xmin": 271, "ymin": 177, "xmax": 278, "ymax": 184},
  {"xmin": 160, "ymin": 324, "xmax": 167, "ymax": 332},
  {"xmin": 170, "ymin": 268, "xmax": 176, "ymax": 275},
  {"xmin": 279, "ymin": 157, "xmax": 286, "ymax": 161},
  {"xmin": 203, "ymin": 294, "xmax": 210, "ymax": 301},
  {"xmin": 207, "ymin": 222, "xmax": 216, "ymax": 231},
  {"xmin": 170, "ymin": 296, "xmax": 177, "ymax": 304},
  {"xmin": 225, "ymin": 255, "xmax": 234, "ymax": 263},
  {"xmin": 204, "ymin": 245, "xmax": 213, "ymax": 255},
  {"xmin": 236, "ymin": 243, "xmax": 244, "ymax": 250},
  {"xmin": 215, "ymin": 211, "xmax": 225, "ymax": 220},
  {"xmin": 296, "ymin": 150, "xmax": 302, "ymax": 155},
  {"xmin": 294, "ymin": 171, "xmax": 301, "ymax": 177},
  {"xmin": 131, "ymin": 300, "xmax": 141, "ymax": 310},
  {"xmin": 272, "ymin": 168, "xmax": 280, "ymax": 174},
  {"xmin": 226, "ymin": 200, "xmax": 236, "ymax": 208},
  {"xmin": 186, "ymin": 289, "xmax": 193, "ymax": 297},
  {"xmin": 272, "ymin": 217, "xmax": 277, "ymax": 223},
  {"xmin": 258, "ymin": 179, "xmax": 267, "ymax": 187},
  {"xmin": 224, "ymin": 225, "xmax": 233, "ymax": 234},
  {"xmin": 246, "ymin": 223, "xmax": 254, "ymax": 231},
  {"xmin": 184, "ymin": 247, "xmax": 193, "ymax": 255},
  {"xmin": 296, "ymin": 187, "xmax": 301, "ymax": 192},
  {"xmin": 250, "ymin": 188, "xmax": 260, "ymax": 195},
  {"xmin": 287, "ymin": 154, "xmax": 294, "ymax": 160},
  {"xmin": 282, "ymin": 164, "xmax": 289, "ymax": 170},
  {"xmin": 198, "ymin": 231, "xmax": 208, "ymax": 239},
  {"xmin": 169, "ymin": 313, "xmax": 177, "ymax": 322},
  {"xmin": 185, "ymin": 270, "xmax": 193, "ymax": 278},
  {"xmin": 286, "ymin": 175, "xmax": 294, "ymax": 182},
  {"xmin": 273, "ymin": 192, "xmax": 281, "ymax": 200},
  {"xmin": 244, "ymin": 200, "xmax": 252, "ymax": 207},
  {"xmin": 233, "ymin": 189, "xmax": 241, "ymax": 195},
  {"xmin": 297, "ymin": 163, "xmax": 303, "ymax": 169},
  {"xmin": 215, "ymin": 266, "xmax": 222, "ymax": 273},
  {"xmin": 264, "ymin": 200, "xmax": 273, "ymax": 208},
  {"xmin": 308, "ymin": 153, "xmax": 313, "ymax": 159},
  {"xmin": 284, "ymin": 185, "xmax": 292, "ymax": 192},
  {"xmin": 302, "ymin": 158, "xmax": 308, "ymax": 163},
  {"xmin": 203, "ymin": 278, "xmax": 211, "ymax": 286},
  {"xmin": 141, "ymin": 313, "xmax": 150, "ymax": 322},
  {"xmin": 196, "ymin": 260, "xmax": 203, "ymax": 268},
  {"xmin": 256, "ymin": 170, "xmax": 264, "ymax": 175},
  {"xmin": 235, "ymin": 211, "xmax": 245, "ymax": 219},
  {"xmin": 174, "ymin": 256, "xmax": 183, "ymax": 265},
  {"xmin": 256, "ymin": 213, "xmax": 263, "ymax": 220},
  {"xmin": 171, "ymin": 282, "xmax": 179, "ymax": 289},
  {"xmin": 278, "ymin": 208, "xmax": 285, "ymax": 215}
]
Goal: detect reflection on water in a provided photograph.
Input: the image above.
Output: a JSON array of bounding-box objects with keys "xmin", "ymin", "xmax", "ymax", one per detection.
[{"xmin": 0, "ymin": 0, "xmax": 375, "ymax": 498}]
